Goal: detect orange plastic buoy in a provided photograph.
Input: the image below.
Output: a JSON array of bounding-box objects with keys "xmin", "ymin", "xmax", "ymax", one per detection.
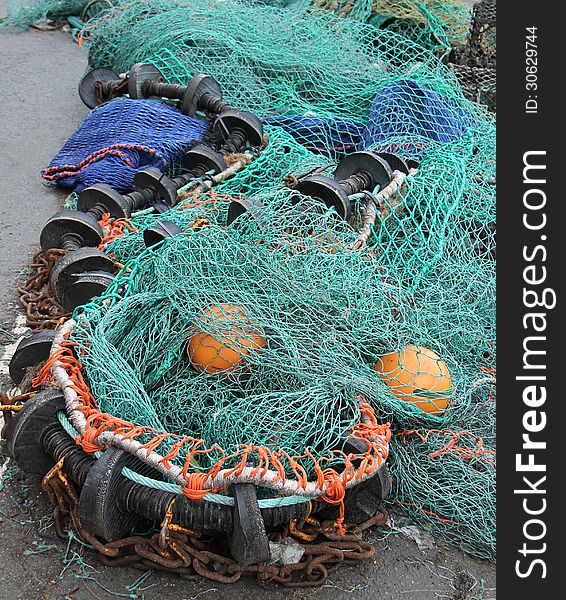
[
  {"xmin": 188, "ymin": 304, "xmax": 266, "ymax": 374},
  {"xmin": 374, "ymin": 345, "xmax": 452, "ymax": 414}
]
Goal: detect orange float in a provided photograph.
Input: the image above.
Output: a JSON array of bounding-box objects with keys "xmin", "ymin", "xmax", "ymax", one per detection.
[
  {"xmin": 374, "ymin": 344, "xmax": 452, "ymax": 414},
  {"xmin": 188, "ymin": 304, "xmax": 266, "ymax": 374}
]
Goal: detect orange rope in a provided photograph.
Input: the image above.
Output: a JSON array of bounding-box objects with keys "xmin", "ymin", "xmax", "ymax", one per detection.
[
  {"xmin": 98, "ymin": 213, "xmax": 138, "ymax": 250},
  {"xmin": 40, "ymin": 339, "xmax": 390, "ymax": 522},
  {"xmin": 43, "ymin": 144, "xmax": 154, "ymax": 180},
  {"xmin": 401, "ymin": 429, "xmax": 496, "ymax": 467}
]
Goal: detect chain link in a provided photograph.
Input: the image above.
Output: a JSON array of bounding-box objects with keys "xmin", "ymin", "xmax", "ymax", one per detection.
[
  {"xmin": 17, "ymin": 249, "xmax": 69, "ymax": 331},
  {"xmin": 41, "ymin": 458, "xmax": 385, "ymax": 587}
]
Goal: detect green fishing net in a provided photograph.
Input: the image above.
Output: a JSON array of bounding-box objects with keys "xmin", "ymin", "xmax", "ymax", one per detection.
[
  {"xmin": 4, "ymin": 0, "xmax": 495, "ymax": 564},
  {"xmin": 2, "ymin": 0, "xmax": 470, "ymax": 55},
  {"xmin": 76, "ymin": 117, "xmax": 495, "ymax": 556},
  {"xmin": 83, "ymin": 2, "xmax": 441, "ymax": 114},
  {"xmin": 80, "ymin": 8, "xmax": 495, "ymax": 554},
  {"xmin": 72, "ymin": 195, "xmax": 410, "ymax": 470},
  {"xmin": 1, "ymin": 0, "xmax": 94, "ymax": 27}
]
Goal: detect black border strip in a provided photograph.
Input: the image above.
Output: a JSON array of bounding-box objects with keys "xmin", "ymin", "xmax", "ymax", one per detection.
[{"xmin": 498, "ymin": 0, "xmax": 562, "ymax": 593}]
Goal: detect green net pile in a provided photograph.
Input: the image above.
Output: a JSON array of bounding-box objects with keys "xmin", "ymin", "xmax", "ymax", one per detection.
[
  {"xmin": 70, "ymin": 0, "xmax": 488, "ymax": 175},
  {"xmin": 76, "ymin": 107, "xmax": 495, "ymax": 556},
  {"xmin": 0, "ymin": 0, "xmax": 93, "ymax": 27},
  {"xmin": 5, "ymin": 0, "xmax": 495, "ymax": 563},
  {"xmin": 309, "ymin": 0, "xmax": 470, "ymax": 51},
  {"xmin": 72, "ymin": 195, "xmax": 410, "ymax": 470},
  {"xmin": 66, "ymin": 0, "xmax": 495, "ymax": 560},
  {"xmin": 73, "ymin": 162, "xmax": 495, "ymax": 557},
  {"xmin": 2, "ymin": 0, "xmax": 469, "ymax": 55},
  {"xmin": 72, "ymin": 186, "xmax": 477, "ymax": 460},
  {"xmin": 82, "ymin": 1, "xmax": 449, "ymax": 115}
]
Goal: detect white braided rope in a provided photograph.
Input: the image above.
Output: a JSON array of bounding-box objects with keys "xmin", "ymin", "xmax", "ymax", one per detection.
[
  {"xmin": 50, "ymin": 319, "xmax": 389, "ymax": 497},
  {"xmin": 355, "ymin": 168, "xmax": 417, "ymax": 249},
  {"xmin": 178, "ymin": 153, "xmax": 253, "ymax": 201}
]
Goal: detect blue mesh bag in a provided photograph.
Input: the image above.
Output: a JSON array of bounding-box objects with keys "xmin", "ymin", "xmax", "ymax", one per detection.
[
  {"xmin": 361, "ymin": 79, "xmax": 475, "ymax": 160},
  {"xmin": 262, "ymin": 80, "xmax": 473, "ymax": 162},
  {"xmin": 264, "ymin": 114, "xmax": 366, "ymax": 158},
  {"xmin": 42, "ymin": 99, "xmax": 210, "ymax": 192}
]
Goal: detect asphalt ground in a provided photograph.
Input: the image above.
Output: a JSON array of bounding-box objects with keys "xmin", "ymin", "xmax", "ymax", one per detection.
[{"xmin": 0, "ymin": 4, "xmax": 495, "ymax": 599}]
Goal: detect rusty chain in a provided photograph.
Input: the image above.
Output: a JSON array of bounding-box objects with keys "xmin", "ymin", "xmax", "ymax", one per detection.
[
  {"xmin": 0, "ymin": 391, "xmax": 35, "ymax": 437},
  {"xmin": 17, "ymin": 249, "xmax": 70, "ymax": 331},
  {"xmin": 41, "ymin": 457, "xmax": 387, "ymax": 587}
]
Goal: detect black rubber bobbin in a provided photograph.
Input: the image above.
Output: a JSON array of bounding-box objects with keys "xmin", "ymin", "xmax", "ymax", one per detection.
[
  {"xmin": 143, "ymin": 220, "xmax": 182, "ymax": 248},
  {"xmin": 77, "ymin": 170, "xmax": 172, "ymax": 222},
  {"xmin": 78, "ymin": 63, "xmax": 163, "ymax": 109},
  {"xmin": 342, "ymin": 463, "xmax": 391, "ymax": 524},
  {"xmin": 295, "ymin": 151, "xmax": 393, "ymax": 222},
  {"xmin": 226, "ymin": 197, "xmax": 267, "ymax": 227},
  {"xmin": 77, "ymin": 145, "xmax": 227, "ymax": 230},
  {"xmin": 49, "ymin": 247, "xmax": 115, "ymax": 313},
  {"xmin": 8, "ymin": 329, "xmax": 58, "ymax": 385},
  {"xmin": 40, "ymin": 207, "xmax": 117, "ymax": 312},
  {"xmin": 40, "ymin": 209, "xmax": 104, "ymax": 254},
  {"xmin": 203, "ymin": 111, "xmax": 264, "ymax": 223},
  {"xmin": 78, "ymin": 446, "xmax": 160, "ymax": 542},
  {"xmin": 132, "ymin": 72, "xmax": 230, "ymax": 118},
  {"xmin": 42, "ymin": 425, "xmax": 96, "ymax": 487},
  {"xmin": 213, "ymin": 109, "xmax": 263, "ymax": 156},
  {"xmin": 316, "ymin": 464, "xmax": 391, "ymax": 525},
  {"xmin": 78, "ymin": 66, "xmax": 121, "ymax": 109},
  {"xmin": 149, "ymin": 144, "xmax": 227, "ymax": 209},
  {"xmin": 4, "ymin": 389, "xmax": 66, "ymax": 475},
  {"xmin": 62, "ymin": 270, "xmax": 115, "ymax": 312},
  {"xmin": 375, "ymin": 153, "xmax": 410, "ymax": 175},
  {"xmin": 228, "ymin": 484, "xmax": 271, "ymax": 566},
  {"xmin": 77, "ymin": 445, "xmax": 308, "ymax": 563},
  {"xmin": 41, "ymin": 182, "xmax": 152, "ymax": 311}
]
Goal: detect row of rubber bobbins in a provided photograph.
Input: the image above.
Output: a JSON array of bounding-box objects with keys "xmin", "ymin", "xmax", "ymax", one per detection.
[
  {"xmin": 78, "ymin": 64, "xmax": 417, "ymax": 243},
  {"xmin": 42, "ymin": 64, "xmax": 265, "ymax": 312},
  {"xmin": 4, "ymin": 380, "xmax": 391, "ymax": 565},
  {"xmin": 44, "ymin": 62, "xmax": 416, "ymax": 312}
]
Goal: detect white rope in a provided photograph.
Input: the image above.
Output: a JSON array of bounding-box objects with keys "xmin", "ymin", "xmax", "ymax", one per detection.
[
  {"xmin": 178, "ymin": 153, "xmax": 253, "ymax": 201},
  {"xmin": 354, "ymin": 168, "xmax": 417, "ymax": 249}
]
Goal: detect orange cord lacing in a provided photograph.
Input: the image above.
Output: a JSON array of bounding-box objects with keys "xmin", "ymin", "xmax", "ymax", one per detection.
[
  {"xmin": 179, "ymin": 188, "xmax": 229, "ymax": 211},
  {"xmin": 35, "ymin": 341, "xmax": 390, "ymax": 530},
  {"xmin": 43, "ymin": 145, "xmax": 155, "ymax": 181},
  {"xmin": 400, "ymin": 429, "xmax": 496, "ymax": 468},
  {"xmin": 97, "ymin": 213, "xmax": 138, "ymax": 250},
  {"xmin": 89, "ymin": 191, "xmax": 234, "ymax": 253}
]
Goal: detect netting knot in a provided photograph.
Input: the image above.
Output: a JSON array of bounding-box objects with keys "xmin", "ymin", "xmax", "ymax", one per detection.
[
  {"xmin": 182, "ymin": 473, "xmax": 213, "ymax": 500},
  {"xmin": 321, "ymin": 470, "xmax": 346, "ymax": 535}
]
